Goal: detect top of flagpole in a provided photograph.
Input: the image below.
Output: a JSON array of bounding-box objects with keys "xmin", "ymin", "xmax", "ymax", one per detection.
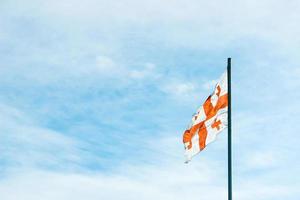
[{"xmin": 227, "ymin": 57, "xmax": 231, "ymax": 66}]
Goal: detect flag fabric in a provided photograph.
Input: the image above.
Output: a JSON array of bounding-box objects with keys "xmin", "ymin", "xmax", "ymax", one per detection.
[{"xmin": 183, "ymin": 72, "xmax": 228, "ymax": 163}]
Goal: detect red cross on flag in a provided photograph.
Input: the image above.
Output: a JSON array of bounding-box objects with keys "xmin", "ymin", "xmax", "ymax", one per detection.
[{"xmin": 183, "ymin": 71, "xmax": 228, "ymax": 163}]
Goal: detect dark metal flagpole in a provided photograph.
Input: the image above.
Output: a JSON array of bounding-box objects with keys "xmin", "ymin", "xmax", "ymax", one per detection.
[{"xmin": 227, "ymin": 58, "xmax": 232, "ymax": 200}]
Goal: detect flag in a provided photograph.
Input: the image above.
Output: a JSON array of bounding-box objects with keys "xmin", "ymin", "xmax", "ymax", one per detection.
[{"xmin": 183, "ymin": 71, "xmax": 228, "ymax": 163}]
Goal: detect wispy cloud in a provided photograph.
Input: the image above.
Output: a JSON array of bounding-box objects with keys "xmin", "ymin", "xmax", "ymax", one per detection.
[{"xmin": 0, "ymin": 103, "xmax": 87, "ymax": 171}]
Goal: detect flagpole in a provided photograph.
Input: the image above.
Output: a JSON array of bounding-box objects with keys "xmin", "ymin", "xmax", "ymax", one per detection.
[{"xmin": 227, "ymin": 58, "xmax": 232, "ymax": 200}]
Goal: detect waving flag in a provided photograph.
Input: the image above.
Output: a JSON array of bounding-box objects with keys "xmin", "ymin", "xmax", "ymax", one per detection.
[{"xmin": 183, "ymin": 71, "xmax": 228, "ymax": 163}]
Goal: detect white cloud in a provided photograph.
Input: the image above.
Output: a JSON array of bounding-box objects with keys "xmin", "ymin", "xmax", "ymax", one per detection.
[
  {"xmin": 235, "ymin": 182, "xmax": 300, "ymax": 200},
  {"xmin": 0, "ymin": 103, "xmax": 85, "ymax": 170},
  {"xmin": 243, "ymin": 151, "xmax": 278, "ymax": 170},
  {"xmin": 0, "ymin": 160, "xmax": 299, "ymax": 200},
  {"xmin": 0, "ymin": 152, "xmax": 228, "ymax": 200},
  {"xmin": 95, "ymin": 56, "xmax": 116, "ymax": 71},
  {"xmin": 129, "ymin": 63, "xmax": 158, "ymax": 79},
  {"xmin": 3, "ymin": 0, "xmax": 300, "ymax": 51},
  {"xmin": 163, "ymin": 81, "xmax": 196, "ymax": 97}
]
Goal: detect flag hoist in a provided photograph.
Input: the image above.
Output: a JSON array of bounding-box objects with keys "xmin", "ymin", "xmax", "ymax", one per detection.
[{"xmin": 182, "ymin": 58, "xmax": 232, "ymax": 200}]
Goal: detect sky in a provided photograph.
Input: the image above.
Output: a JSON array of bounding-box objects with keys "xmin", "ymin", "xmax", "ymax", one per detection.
[{"xmin": 0, "ymin": 0, "xmax": 300, "ymax": 199}]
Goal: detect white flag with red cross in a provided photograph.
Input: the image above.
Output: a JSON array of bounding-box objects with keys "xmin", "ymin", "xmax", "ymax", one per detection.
[{"xmin": 183, "ymin": 72, "xmax": 228, "ymax": 163}]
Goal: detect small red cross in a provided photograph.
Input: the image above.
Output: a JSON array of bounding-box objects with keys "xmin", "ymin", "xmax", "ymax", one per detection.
[{"xmin": 212, "ymin": 119, "xmax": 222, "ymax": 130}]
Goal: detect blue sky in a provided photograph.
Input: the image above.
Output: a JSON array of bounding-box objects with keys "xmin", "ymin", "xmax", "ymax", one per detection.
[{"xmin": 0, "ymin": 0, "xmax": 300, "ymax": 199}]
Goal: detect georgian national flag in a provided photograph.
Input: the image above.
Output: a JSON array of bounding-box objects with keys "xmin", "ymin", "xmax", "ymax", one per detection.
[{"xmin": 183, "ymin": 72, "xmax": 228, "ymax": 163}]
